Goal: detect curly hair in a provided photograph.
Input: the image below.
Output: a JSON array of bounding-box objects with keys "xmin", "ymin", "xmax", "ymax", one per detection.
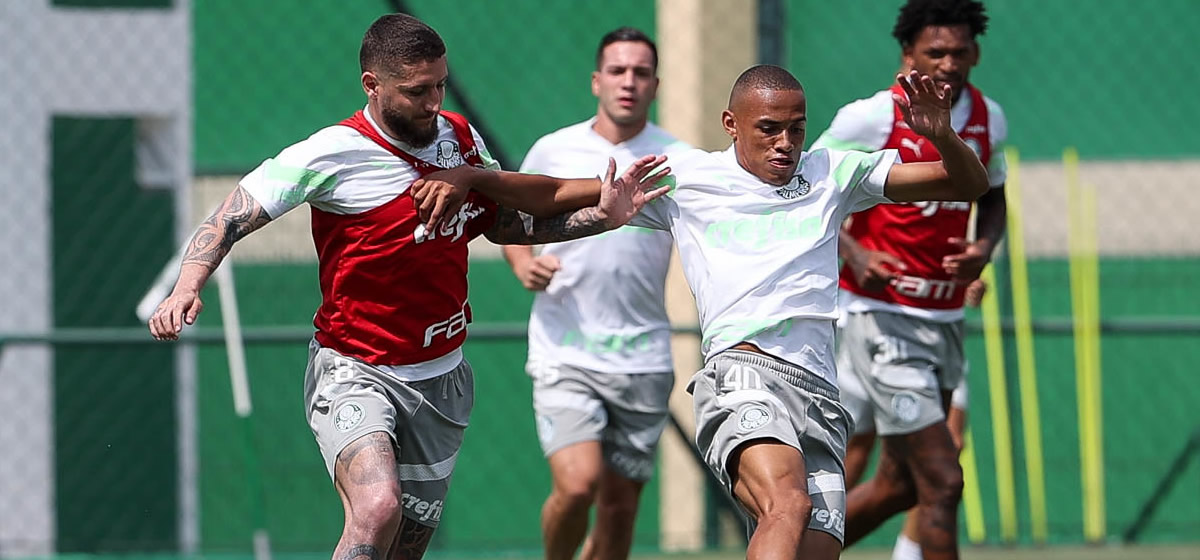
[{"xmin": 892, "ymin": 0, "xmax": 989, "ymax": 47}]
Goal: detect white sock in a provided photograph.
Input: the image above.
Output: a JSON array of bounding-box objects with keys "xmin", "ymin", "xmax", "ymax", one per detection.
[{"xmin": 891, "ymin": 533, "xmax": 923, "ymax": 560}]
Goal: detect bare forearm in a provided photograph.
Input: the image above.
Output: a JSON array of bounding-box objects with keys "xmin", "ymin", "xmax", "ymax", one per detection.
[
  {"xmin": 174, "ymin": 185, "xmax": 272, "ymax": 293},
  {"xmin": 485, "ymin": 206, "xmax": 611, "ymax": 245},
  {"xmin": 467, "ymin": 170, "xmax": 601, "ymax": 218},
  {"xmin": 972, "ymin": 186, "xmax": 1007, "ymax": 257},
  {"xmin": 930, "ymin": 133, "xmax": 989, "ymax": 200},
  {"xmin": 501, "ymin": 244, "xmax": 535, "ymax": 274}
]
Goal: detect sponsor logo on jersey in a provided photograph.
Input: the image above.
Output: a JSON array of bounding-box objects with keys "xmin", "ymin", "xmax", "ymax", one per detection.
[
  {"xmin": 965, "ymin": 124, "xmax": 988, "ymax": 134},
  {"xmin": 401, "ymin": 492, "xmax": 444, "ymax": 523},
  {"xmin": 775, "ymin": 174, "xmax": 812, "ymax": 199},
  {"xmin": 413, "ymin": 202, "xmax": 488, "ymax": 244},
  {"xmin": 892, "ymin": 274, "xmax": 958, "ymax": 301},
  {"xmin": 333, "ymin": 401, "xmax": 366, "ymax": 432},
  {"xmin": 704, "ymin": 212, "xmax": 820, "ymax": 249},
  {"xmin": 423, "ymin": 306, "xmax": 468, "ymax": 347},
  {"xmin": 910, "ymin": 200, "xmax": 971, "ymax": 217}
]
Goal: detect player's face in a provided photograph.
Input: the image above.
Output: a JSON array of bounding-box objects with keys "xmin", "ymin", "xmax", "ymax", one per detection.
[
  {"xmin": 592, "ymin": 41, "xmax": 658, "ymax": 126},
  {"xmin": 903, "ymin": 24, "xmax": 978, "ymax": 101},
  {"xmin": 363, "ymin": 56, "xmax": 448, "ymax": 148},
  {"xmin": 723, "ymin": 88, "xmax": 807, "ymax": 186}
]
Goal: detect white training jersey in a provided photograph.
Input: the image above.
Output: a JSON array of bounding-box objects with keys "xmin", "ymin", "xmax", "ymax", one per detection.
[
  {"xmin": 520, "ymin": 119, "xmax": 690, "ymax": 374},
  {"xmin": 812, "ymin": 89, "xmax": 1008, "ymax": 322},
  {"xmin": 629, "ymin": 145, "xmax": 899, "ymax": 384}
]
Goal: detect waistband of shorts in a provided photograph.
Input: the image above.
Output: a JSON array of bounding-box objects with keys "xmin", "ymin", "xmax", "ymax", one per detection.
[{"xmin": 713, "ymin": 349, "xmax": 839, "ymax": 401}]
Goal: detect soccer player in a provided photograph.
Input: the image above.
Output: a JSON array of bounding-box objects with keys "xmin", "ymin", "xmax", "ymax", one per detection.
[
  {"xmin": 147, "ymin": 14, "xmax": 669, "ymax": 560},
  {"xmin": 425, "ymin": 63, "xmax": 989, "ymax": 559},
  {"xmin": 501, "ymin": 28, "xmax": 689, "ymax": 560},
  {"xmin": 812, "ymin": 1, "xmax": 1008, "ymax": 558}
]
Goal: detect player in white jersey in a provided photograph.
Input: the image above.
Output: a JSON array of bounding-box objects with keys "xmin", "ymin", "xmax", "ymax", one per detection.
[
  {"xmin": 500, "ymin": 28, "xmax": 690, "ymax": 560},
  {"xmin": 616, "ymin": 64, "xmax": 989, "ymax": 560},
  {"xmin": 148, "ymin": 14, "xmax": 672, "ymax": 560},
  {"xmin": 814, "ymin": 2, "xmax": 1006, "ymax": 558}
]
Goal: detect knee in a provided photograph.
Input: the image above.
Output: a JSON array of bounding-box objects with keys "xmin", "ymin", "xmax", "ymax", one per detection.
[
  {"xmin": 595, "ymin": 488, "xmax": 641, "ymax": 522},
  {"xmin": 754, "ymin": 486, "xmax": 813, "ymax": 527},
  {"xmin": 919, "ymin": 462, "xmax": 964, "ymax": 509},
  {"xmin": 348, "ymin": 489, "xmax": 403, "ymax": 535},
  {"xmin": 553, "ymin": 476, "xmax": 600, "ymax": 511}
]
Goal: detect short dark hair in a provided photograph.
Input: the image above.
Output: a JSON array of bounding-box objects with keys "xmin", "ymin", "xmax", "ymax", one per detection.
[
  {"xmin": 892, "ymin": 0, "xmax": 989, "ymax": 47},
  {"xmin": 360, "ymin": 13, "xmax": 446, "ymax": 74},
  {"xmin": 728, "ymin": 64, "xmax": 803, "ymax": 108},
  {"xmin": 595, "ymin": 27, "xmax": 658, "ymax": 70}
]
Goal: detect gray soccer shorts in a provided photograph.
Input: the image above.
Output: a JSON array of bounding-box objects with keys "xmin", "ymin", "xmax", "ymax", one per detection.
[
  {"xmin": 304, "ymin": 340, "xmax": 473, "ymax": 528},
  {"xmin": 527, "ymin": 360, "xmax": 674, "ymax": 482},
  {"xmin": 689, "ymin": 349, "xmax": 850, "ymax": 543},
  {"xmin": 836, "ymin": 311, "xmax": 965, "ymax": 436}
]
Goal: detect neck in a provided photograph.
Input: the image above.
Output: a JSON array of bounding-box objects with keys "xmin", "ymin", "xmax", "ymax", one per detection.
[
  {"xmin": 592, "ymin": 110, "xmax": 647, "ymax": 145},
  {"xmin": 734, "ymin": 144, "xmax": 788, "ymax": 186}
]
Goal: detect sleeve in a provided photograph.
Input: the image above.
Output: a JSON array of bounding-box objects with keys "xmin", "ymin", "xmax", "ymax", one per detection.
[
  {"xmin": 984, "ymin": 98, "xmax": 1008, "ymax": 188},
  {"xmin": 831, "ymin": 148, "xmax": 901, "ymax": 213},
  {"xmin": 238, "ymin": 131, "xmax": 344, "ymax": 219},
  {"xmin": 469, "ymin": 125, "xmax": 503, "ymax": 171},
  {"xmin": 810, "ymin": 92, "xmax": 893, "ymax": 152}
]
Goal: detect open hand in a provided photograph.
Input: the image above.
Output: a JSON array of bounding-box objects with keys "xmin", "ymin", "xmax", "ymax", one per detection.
[
  {"xmin": 894, "ymin": 69, "xmax": 953, "ymax": 142},
  {"xmin": 148, "ymin": 290, "xmax": 203, "ymax": 341},
  {"xmin": 597, "ymin": 155, "xmax": 672, "ymax": 228}
]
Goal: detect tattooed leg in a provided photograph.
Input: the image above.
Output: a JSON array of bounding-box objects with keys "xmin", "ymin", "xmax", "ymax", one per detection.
[
  {"xmin": 332, "ymin": 432, "xmax": 402, "ymax": 560},
  {"xmin": 387, "ymin": 516, "xmax": 436, "ymax": 560}
]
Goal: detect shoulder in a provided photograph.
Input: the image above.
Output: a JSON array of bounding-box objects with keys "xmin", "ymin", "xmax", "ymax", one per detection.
[
  {"xmin": 812, "ymin": 89, "xmax": 894, "ymax": 151},
  {"xmin": 641, "ymin": 122, "xmax": 693, "ymax": 153},
  {"xmin": 980, "ymin": 93, "xmax": 1008, "ymax": 143},
  {"xmin": 273, "ymin": 125, "xmax": 370, "ymax": 167},
  {"xmin": 527, "ymin": 120, "xmax": 594, "ymax": 157}
]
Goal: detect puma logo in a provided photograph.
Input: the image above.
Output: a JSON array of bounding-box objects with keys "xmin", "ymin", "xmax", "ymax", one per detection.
[{"xmin": 900, "ymin": 137, "xmax": 924, "ymax": 158}]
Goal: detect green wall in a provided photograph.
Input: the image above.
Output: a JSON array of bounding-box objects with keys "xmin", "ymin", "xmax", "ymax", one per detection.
[
  {"xmin": 787, "ymin": 0, "xmax": 1200, "ymax": 160},
  {"xmin": 194, "ymin": 1, "xmax": 655, "ymax": 173},
  {"xmin": 52, "ymin": 117, "xmax": 178, "ymax": 552}
]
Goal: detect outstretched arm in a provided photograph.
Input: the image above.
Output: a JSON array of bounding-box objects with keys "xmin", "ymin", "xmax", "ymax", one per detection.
[
  {"xmin": 148, "ymin": 185, "xmax": 273, "ymax": 340},
  {"xmin": 485, "ymin": 157, "xmax": 671, "ymax": 245},
  {"xmin": 883, "ymin": 71, "xmax": 990, "ymax": 203},
  {"xmin": 411, "ymin": 155, "xmax": 668, "ymax": 231}
]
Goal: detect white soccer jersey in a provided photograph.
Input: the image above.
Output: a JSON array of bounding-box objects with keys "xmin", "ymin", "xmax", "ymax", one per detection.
[
  {"xmin": 812, "ymin": 88, "xmax": 1008, "ymax": 187},
  {"xmin": 629, "ymin": 145, "xmax": 898, "ymax": 383},
  {"xmin": 521, "ymin": 119, "xmax": 690, "ymax": 374},
  {"xmin": 241, "ymin": 107, "xmax": 499, "ymax": 219}
]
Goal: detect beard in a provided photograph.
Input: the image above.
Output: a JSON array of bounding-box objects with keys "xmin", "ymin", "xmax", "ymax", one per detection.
[{"xmin": 380, "ymin": 105, "xmax": 438, "ymax": 148}]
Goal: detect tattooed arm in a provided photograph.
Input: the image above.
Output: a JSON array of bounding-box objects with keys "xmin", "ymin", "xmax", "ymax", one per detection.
[
  {"xmin": 148, "ymin": 185, "xmax": 273, "ymax": 340},
  {"xmin": 484, "ymin": 206, "xmax": 611, "ymax": 245}
]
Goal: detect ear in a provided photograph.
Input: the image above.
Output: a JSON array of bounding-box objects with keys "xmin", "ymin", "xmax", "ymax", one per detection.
[
  {"xmin": 591, "ymin": 70, "xmax": 601, "ymax": 98},
  {"xmin": 971, "ymin": 40, "xmax": 982, "ymax": 66},
  {"xmin": 721, "ymin": 109, "xmax": 738, "ymax": 140},
  {"xmin": 362, "ymin": 71, "xmax": 379, "ymax": 98},
  {"xmin": 901, "ymin": 44, "xmax": 915, "ymax": 74},
  {"xmin": 647, "ymin": 76, "xmax": 660, "ymax": 101}
]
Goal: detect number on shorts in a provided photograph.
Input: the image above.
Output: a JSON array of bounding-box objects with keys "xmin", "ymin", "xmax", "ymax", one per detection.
[
  {"xmin": 331, "ymin": 357, "xmax": 356, "ymax": 383},
  {"xmin": 722, "ymin": 364, "xmax": 763, "ymax": 392}
]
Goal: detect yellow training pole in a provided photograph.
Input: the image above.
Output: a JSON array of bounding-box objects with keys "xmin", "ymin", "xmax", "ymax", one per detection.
[
  {"xmin": 980, "ymin": 264, "xmax": 1018, "ymax": 542},
  {"xmin": 960, "ymin": 429, "xmax": 988, "ymax": 543},
  {"xmin": 1004, "ymin": 147, "xmax": 1049, "ymax": 543},
  {"xmin": 1066, "ymin": 147, "xmax": 1106, "ymax": 541},
  {"xmin": 1083, "ymin": 178, "xmax": 1107, "ymax": 540}
]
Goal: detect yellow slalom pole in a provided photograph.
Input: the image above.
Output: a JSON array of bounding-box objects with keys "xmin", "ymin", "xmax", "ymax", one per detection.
[
  {"xmin": 1083, "ymin": 178, "xmax": 1107, "ymax": 540},
  {"xmin": 1004, "ymin": 147, "xmax": 1049, "ymax": 543},
  {"xmin": 960, "ymin": 429, "xmax": 988, "ymax": 543},
  {"xmin": 980, "ymin": 264, "xmax": 1018, "ymax": 542},
  {"xmin": 1066, "ymin": 147, "xmax": 1106, "ymax": 541}
]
